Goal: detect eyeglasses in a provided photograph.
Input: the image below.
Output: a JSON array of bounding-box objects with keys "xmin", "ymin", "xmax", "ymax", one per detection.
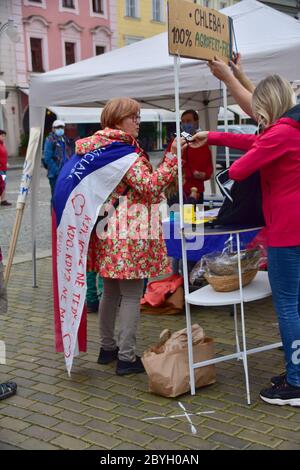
[{"xmin": 128, "ymin": 114, "xmax": 141, "ymax": 123}]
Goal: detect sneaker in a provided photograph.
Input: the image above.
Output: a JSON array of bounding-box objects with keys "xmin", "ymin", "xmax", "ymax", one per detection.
[
  {"xmin": 0, "ymin": 200, "xmax": 12, "ymax": 206},
  {"xmin": 260, "ymin": 380, "xmax": 300, "ymax": 406},
  {"xmin": 271, "ymin": 372, "xmax": 286, "ymax": 387},
  {"xmin": 87, "ymin": 301, "xmax": 99, "ymax": 313},
  {"xmin": 0, "ymin": 381, "xmax": 17, "ymax": 400},
  {"xmin": 97, "ymin": 347, "xmax": 119, "ymax": 365},
  {"xmin": 116, "ymin": 356, "xmax": 145, "ymax": 376}
]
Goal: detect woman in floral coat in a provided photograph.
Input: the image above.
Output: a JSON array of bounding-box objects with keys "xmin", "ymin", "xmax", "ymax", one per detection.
[{"xmin": 76, "ymin": 98, "xmax": 185, "ymax": 375}]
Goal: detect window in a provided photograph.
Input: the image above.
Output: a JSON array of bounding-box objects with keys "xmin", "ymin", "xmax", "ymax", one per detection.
[
  {"xmin": 92, "ymin": 0, "xmax": 103, "ymax": 14},
  {"xmin": 220, "ymin": 1, "xmax": 227, "ymax": 8},
  {"xmin": 204, "ymin": 0, "xmax": 211, "ymax": 7},
  {"xmin": 65, "ymin": 42, "xmax": 76, "ymax": 65},
  {"xmin": 24, "ymin": 0, "xmax": 46, "ymax": 7},
  {"xmin": 152, "ymin": 0, "xmax": 163, "ymax": 22},
  {"xmin": 63, "ymin": 0, "xmax": 75, "ymax": 8},
  {"xmin": 95, "ymin": 45, "xmax": 105, "ymax": 55},
  {"xmin": 30, "ymin": 37, "xmax": 44, "ymax": 72},
  {"xmin": 126, "ymin": 0, "xmax": 138, "ymax": 18}
]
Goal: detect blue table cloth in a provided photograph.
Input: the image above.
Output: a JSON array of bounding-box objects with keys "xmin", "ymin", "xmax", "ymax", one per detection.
[{"xmin": 163, "ymin": 217, "xmax": 260, "ymax": 262}]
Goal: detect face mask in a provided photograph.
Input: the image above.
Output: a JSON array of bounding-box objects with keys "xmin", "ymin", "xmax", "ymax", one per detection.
[
  {"xmin": 55, "ymin": 129, "xmax": 64, "ymax": 137},
  {"xmin": 181, "ymin": 123, "xmax": 197, "ymax": 135}
]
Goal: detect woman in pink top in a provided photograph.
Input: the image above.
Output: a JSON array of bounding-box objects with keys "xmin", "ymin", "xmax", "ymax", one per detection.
[{"xmin": 191, "ymin": 75, "xmax": 300, "ymax": 407}]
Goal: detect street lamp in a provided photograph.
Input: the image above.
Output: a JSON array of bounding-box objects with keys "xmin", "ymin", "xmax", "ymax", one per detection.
[{"xmin": 0, "ymin": 19, "xmax": 20, "ymax": 43}]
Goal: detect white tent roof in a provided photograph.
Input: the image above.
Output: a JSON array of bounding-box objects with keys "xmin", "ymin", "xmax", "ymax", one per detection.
[
  {"xmin": 30, "ymin": 0, "xmax": 300, "ymax": 111},
  {"xmin": 49, "ymin": 106, "xmax": 233, "ymax": 124},
  {"xmin": 49, "ymin": 107, "xmax": 178, "ymax": 124}
]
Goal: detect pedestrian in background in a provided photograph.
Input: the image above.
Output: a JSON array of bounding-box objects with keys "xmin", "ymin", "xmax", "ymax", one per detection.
[
  {"xmin": 43, "ymin": 120, "xmax": 72, "ymax": 200},
  {"xmin": 0, "ymin": 130, "xmax": 11, "ymax": 207}
]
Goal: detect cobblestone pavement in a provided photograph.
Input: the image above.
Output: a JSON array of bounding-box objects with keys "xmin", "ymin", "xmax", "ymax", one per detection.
[
  {"xmin": 0, "ymin": 258, "xmax": 299, "ymax": 450},
  {"xmin": 0, "ymin": 167, "xmax": 52, "ymax": 263}
]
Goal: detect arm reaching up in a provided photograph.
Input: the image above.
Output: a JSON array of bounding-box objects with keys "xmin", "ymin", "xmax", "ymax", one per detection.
[{"xmin": 208, "ymin": 56, "xmax": 254, "ymax": 119}]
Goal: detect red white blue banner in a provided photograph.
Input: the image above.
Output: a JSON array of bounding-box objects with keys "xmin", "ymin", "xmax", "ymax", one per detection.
[{"xmin": 52, "ymin": 142, "xmax": 138, "ymax": 375}]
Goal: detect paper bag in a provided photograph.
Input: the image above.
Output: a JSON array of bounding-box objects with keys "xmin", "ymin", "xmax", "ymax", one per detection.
[{"xmin": 142, "ymin": 324, "xmax": 216, "ymax": 397}]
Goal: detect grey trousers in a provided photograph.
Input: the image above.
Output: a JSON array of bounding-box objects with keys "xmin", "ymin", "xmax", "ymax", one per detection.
[{"xmin": 99, "ymin": 278, "xmax": 144, "ymax": 362}]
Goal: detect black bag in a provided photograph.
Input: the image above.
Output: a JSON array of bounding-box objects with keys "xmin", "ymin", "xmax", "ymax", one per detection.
[{"xmin": 215, "ymin": 168, "xmax": 265, "ymax": 227}]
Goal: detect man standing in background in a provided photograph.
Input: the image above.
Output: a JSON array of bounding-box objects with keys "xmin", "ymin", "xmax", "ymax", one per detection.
[{"xmin": 43, "ymin": 120, "xmax": 72, "ymax": 200}]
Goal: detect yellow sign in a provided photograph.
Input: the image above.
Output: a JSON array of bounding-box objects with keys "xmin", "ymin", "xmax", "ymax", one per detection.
[{"xmin": 168, "ymin": 0, "xmax": 232, "ymax": 63}]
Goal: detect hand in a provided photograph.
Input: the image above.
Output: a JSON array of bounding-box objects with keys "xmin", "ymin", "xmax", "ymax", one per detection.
[
  {"xmin": 230, "ymin": 51, "xmax": 255, "ymax": 94},
  {"xmin": 208, "ymin": 56, "xmax": 233, "ymax": 84},
  {"xmin": 230, "ymin": 52, "xmax": 243, "ymax": 80},
  {"xmin": 193, "ymin": 171, "xmax": 206, "ymax": 180},
  {"xmin": 189, "ymin": 131, "xmax": 209, "ymax": 149},
  {"xmin": 170, "ymin": 137, "xmax": 188, "ymax": 155}
]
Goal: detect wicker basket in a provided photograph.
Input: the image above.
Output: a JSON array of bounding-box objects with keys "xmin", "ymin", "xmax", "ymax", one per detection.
[
  {"xmin": 204, "ymin": 269, "xmax": 258, "ymax": 292},
  {"xmin": 205, "ymin": 249, "xmax": 261, "ymax": 276}
]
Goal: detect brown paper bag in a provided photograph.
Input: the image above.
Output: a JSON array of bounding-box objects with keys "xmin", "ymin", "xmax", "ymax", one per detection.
[{"xmin": 142, "ymin": 325, "xmax": 216, "ymax": 397}]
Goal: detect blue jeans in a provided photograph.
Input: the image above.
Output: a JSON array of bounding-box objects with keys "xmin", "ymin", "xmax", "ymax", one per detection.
[{"xmin": 268, "ymin": 246, "xmax": 300, "ymax": 387}]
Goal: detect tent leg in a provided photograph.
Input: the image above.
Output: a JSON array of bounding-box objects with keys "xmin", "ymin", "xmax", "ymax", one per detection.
[{"xmin": 222, "ymin": 83, "xmax": 230, "ymax": 168}]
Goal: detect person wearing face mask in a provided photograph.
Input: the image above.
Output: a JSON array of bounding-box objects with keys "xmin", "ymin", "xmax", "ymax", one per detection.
[
  {"xmin": 165, "ymin": 110, "xmax": 213, "ymax": 205},
  {"xmin": 190, "ymin": 75, "xmax": 300, "ymax": 407},
  {"xmin": 43, "ymin": 120, "xmax": 72, "ymax": 198}
]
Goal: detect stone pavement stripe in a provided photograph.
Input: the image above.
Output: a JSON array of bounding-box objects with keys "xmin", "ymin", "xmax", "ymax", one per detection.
[
  {"xmin": 82, "ymin": 431, "xmax": 122, "ymax": 449},
  {"xmin": 0, "ymin": 429, "xmax": 28, "ymax": 445},
  {"xmin": 0, "ymin": 416, "xmax": 31, "ymax": 432},
  {"xmin": 0, "ymin": 441, "xmax": 21, "ymax": 450},
  {"xmin": 54, "ymin": 410, "xmax": 91, "ymax": 425},
  {"xmin": 81, "ymin": 408, "xmax": 116, "ymax": 422},
  {"xmin": 50, "ymin": 435, "xmax": 91, "ymax": 450},
  {"xmin": 231, "ymin": 416, "xmax": 274, "ymax": 433},
  {"xmin": 82, "ymin": 396, "xmax": 118, "ymax": 411},
  {"xmin": 29, "ymin": 392, "xmax": 63, "ymax": 405},
  {"xmin": 209, "ymin": 432, "xmax": 250, "ymax": 450},
  {"xmin": 51, "ymin": 422, "xmax": 91, "ymax": 439},
  {"xmin": 112, "ymin": 416, "xmax": 149, "ymax": 432},
  {"xmin": 141, "ymin": 423, "xmax": 183, "ymax": 442},
  {"xmin": 238, "ymin": 429, "xmax": 283, "ymax": 448},
  {"xmin": 269, "ymin": 427, "xmax": 300, "ymax": 444},
  {"xmin": 54, "ymin": 399, "xmax": 89, "ymax": 413},
  {"xmin": 114, "ymin": 428, "xmax": 154, "ymax": 447},
  {"xmin": 0, "ymin": 405, "xmax": 32, "ymax": 419},
  {"xmin": 19, "ymin": 439, "xmax": 60, "ymax": 450},
  {"xmin": 23, "ymin": 413, "xmax": 61, "ymax": 428},
  {"xmin": 84, "ymin": 419, "xmax": 122, "ymax": 435},
  {"xmin": 276, "ymin": 441, "xmax": 300, "ymax": 450},
  {"xmin": 21, "ymin": 425, "xmax": 60, "ymax": 442},
  {"xmin": 28, "ymin": 403, "xmax": 62, "ymax": 416}
]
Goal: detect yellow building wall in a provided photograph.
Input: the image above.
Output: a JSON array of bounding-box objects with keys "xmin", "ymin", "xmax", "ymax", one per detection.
[
  {"xmin": 117, "ymin": 0, "xmax": 168, "ymax": 48},
  {"xmin": 117, "ymin": 1, "xmax": 239, "ymax": 48}
]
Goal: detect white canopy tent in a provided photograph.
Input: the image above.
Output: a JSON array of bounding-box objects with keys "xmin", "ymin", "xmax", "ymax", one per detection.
[
  {"xmin": 28, "ymin": 0, "xmax": 300, "ymax": 282},
  {"xmin": 49, "ymin": 106, "xmax": 234, "ymax": 124}
]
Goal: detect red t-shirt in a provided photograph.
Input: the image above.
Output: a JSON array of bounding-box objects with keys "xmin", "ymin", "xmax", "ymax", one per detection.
[
  {"xmin": 0, "ymin": 141, "xmax": 8, "ymax": 172},
  {"xmin": 166, "ymin": 139, "xmax": 213, "ymax": 194}
]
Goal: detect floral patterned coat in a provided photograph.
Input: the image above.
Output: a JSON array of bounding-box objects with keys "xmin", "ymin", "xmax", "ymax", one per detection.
[{"xmin": 76, "ymin": 129, "xmax": 178, "ymax": 280}]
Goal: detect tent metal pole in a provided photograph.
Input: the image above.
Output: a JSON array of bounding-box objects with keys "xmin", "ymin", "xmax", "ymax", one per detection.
[
  {"xmin": 174, "ymin": 56, "xmax": 195, "ymax": 395},
  {"xmin": 222, "ymin": 82, "xmax": 230, "ymax": 168}
]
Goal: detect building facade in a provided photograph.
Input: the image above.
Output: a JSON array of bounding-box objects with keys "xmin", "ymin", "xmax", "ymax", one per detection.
[
  {"xmin": 116, "ymin": 0, "xmax": 239, "ymax": 48},
  {"xmin": 1, "ymin": 0, "xmax": 116, "ymax": 157},
  {"xmin": 260, "ymin": 1, "xmax": 300, "ymax": 17}
]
